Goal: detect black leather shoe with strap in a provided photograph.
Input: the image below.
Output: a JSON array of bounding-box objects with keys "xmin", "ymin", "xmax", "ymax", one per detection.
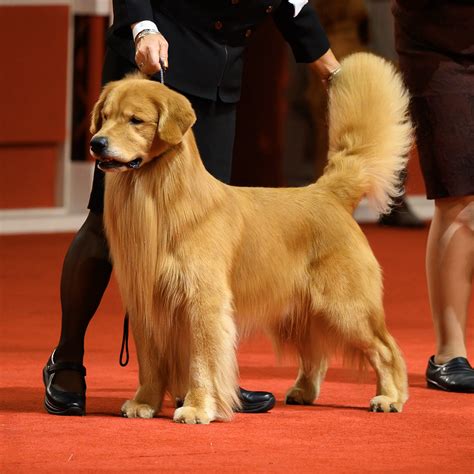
[
  {"xmin": 43, "ymin": 351, "xmax": 87, "ymax": 416},
  {"xmin": 426, "ymin": 356, "xmax": 474, "ymax": 393}
]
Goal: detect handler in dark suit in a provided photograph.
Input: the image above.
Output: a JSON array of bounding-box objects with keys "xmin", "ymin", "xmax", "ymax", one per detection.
[{"xmin": 44, "ymin": 0, "xmax": 341, "ymax": 416}]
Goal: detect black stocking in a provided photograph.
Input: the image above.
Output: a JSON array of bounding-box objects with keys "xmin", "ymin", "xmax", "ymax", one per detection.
[{"xmin": 53, "ymin": 211, "xmax": 112, "ymax": 392}]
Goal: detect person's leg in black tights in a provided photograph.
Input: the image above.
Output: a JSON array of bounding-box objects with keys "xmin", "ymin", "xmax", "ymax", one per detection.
[{"xmin": 52, "ymin": 211, "xmax": 111, "ymax": 392}]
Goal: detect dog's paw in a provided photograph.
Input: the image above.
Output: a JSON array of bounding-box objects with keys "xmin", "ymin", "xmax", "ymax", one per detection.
[
  {"xmin": 369, "ymin": 396, "xmax": 402, "ymax": 413},
  {"xmin": 121, "ymin": 399, "xmax": 156, "ymax": 419},
  {"xmin": 285, "ymin": 387, "xmax": 314, "ymax": 405},
  {"xmin": 173, "ymin": 406, "xmax": 212, "ymax": 424}
]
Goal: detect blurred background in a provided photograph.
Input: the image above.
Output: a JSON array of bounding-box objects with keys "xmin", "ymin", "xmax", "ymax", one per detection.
[{"xmin": 0, "ymin": 0, "xmax": 432, "ymax": 234}]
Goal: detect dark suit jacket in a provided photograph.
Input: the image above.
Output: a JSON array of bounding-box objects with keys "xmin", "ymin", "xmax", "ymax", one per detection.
[{"xmin": 108, "ymin": 0, "xmax": 330, "ymax": 102}]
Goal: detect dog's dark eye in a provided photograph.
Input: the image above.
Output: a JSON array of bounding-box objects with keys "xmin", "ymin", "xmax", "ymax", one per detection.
[{"xmin": 130, "ymin": 117, "xmax": 144, "ymax": 125}]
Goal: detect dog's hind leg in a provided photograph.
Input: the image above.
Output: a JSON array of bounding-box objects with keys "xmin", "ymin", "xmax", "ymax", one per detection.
[
  {"xmin": 325, "ymin": 306, "xmax": 408, "ymax": 413},
  {"xmin": 285, "ymin": 333, "xmax": 328, "ymax": 406},
  {"xmin": 363, "ymin": 322, "xmax": 409, "ymax": 413},
  {"xmin": 121, "ymin": 316, "xmax": 167, "ymax": 419},
  {"xmin": 173, "ymin": 291, "xmax": 240, "ymax": 424}
]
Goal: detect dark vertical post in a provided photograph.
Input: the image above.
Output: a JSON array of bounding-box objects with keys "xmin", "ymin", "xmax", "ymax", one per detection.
[{"xmin": 231, "ymin": 19, "xmax": 288, "ymax": 187}]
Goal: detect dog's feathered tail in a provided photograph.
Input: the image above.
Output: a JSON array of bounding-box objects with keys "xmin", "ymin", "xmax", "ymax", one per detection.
[{"xmin": 318, "ymin": 53, "xmax": 413, "ymax": 215}]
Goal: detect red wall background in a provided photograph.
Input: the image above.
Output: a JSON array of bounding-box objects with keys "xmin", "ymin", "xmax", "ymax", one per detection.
[{"xmin": 0, "ymin": 6, "xmax": 69, "ymax": 209}]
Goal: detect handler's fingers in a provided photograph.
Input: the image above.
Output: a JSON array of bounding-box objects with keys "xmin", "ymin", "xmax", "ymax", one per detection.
[
  {"xmin": 135, "ymin": 49, "xmax": 145, "ymax": 70},
  {"xmin": 146, "ymin": 46, "xmax": 162, "ymax": 75},
  {"xmin": 159, "ymin": 40, "xmax": 169, "ymax": 70}
]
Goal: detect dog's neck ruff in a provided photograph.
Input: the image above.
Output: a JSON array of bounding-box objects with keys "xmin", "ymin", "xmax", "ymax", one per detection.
[{"xmin": 142, "ymin": 141, "xmax": 182, "ymax": 170}]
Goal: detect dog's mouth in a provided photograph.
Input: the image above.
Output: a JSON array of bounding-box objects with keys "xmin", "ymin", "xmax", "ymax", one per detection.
[{"xmin": 97, "ymin": 157, "xmax": 143, "ymax": 171}]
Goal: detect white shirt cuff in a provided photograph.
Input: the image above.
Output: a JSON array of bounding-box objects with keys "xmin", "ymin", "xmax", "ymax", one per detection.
[
  {"xmin": 132, "ymin": 20, "xmax": 159, "ymax": 42},
  {"xmin": 288, "ymin": 0, "xmax": 308, "ymax": 17}
]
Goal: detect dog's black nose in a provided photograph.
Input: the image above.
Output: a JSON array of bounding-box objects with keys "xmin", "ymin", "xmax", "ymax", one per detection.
[{"xmin": 90, "ymin": 136, "xmax": 108, "ymax": 155}]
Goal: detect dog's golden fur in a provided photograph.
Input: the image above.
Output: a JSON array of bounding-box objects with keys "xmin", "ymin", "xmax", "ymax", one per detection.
[{"xmin": 90, "ymin": 53, "xmax": 411, "ymax": 424}]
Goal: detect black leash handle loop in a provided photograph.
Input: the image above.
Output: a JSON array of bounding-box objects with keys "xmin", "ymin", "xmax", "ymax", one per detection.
[{"xmin": 119, "ymin": 313, "xmax": 130, "ymax": 367}]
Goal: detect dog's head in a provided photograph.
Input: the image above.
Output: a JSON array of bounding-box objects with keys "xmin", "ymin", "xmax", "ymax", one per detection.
[{"xmin": 89, "ymin": 73, "xmax": 196, "ymax": 172}]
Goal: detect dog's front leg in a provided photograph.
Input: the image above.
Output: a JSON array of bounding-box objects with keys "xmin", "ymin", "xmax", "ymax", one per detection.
[
  {"xmin": 173, "ymin": 292, "xmax": 240, "ymax": 424},
  {"xmin": 122, "ymin": 315, "xmax": 166, "ymax": 419}
]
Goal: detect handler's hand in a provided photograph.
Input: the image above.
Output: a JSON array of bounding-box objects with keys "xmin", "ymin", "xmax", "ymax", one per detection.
[
  {"xmin": 135, "ymin": 33, "xmax": 169, "ymax": 76},
  {"xmin": 310, "ymin": 48, "xmax": 341, "ymax": 91}
]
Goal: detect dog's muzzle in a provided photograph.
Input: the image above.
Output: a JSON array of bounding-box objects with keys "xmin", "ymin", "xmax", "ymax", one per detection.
[{"xmin": 91, "ymin": 136, "xmax": 143, "ymax": 171}]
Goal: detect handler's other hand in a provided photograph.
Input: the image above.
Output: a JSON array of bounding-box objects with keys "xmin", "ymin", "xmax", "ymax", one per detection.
[
  {"xmin": 135, "ymin": 33, "xmax": 169, "ymax": 76},
  {"xmin": 310, "ymin": 48, "xmax": 341, "ymax": 91}
]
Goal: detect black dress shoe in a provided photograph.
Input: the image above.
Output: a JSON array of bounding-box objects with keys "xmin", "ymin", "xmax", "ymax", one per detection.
[
  {"xmin": 378, "ymin": 198, "xmax": 426, "ymax": 228},
  {"xmin": 175, "ymin": 387, "xmax": 276, "ymax": 413},
  {"xmin": 238, "ymin": 387, "xmax": 275, "ymax": 413},
  {"xmin": 43, "ymin": 351, "xmax": 87, "ymax": 416},
  {"xmin": 426, "ymin": 356, "xmax": 474, "ymax": 393}
]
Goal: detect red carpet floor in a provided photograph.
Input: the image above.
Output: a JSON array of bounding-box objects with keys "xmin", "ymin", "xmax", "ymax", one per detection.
[{"xmin": 1, "ymin": 226, "xmax": 473, "ymax": 472}]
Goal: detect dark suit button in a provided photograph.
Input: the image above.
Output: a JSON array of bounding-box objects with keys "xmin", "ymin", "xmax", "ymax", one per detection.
[
  {"xmin": 245, "ymin": 29, "xmax": 252, "ymax": 38},
  {"xmin": 266, "ymin": 6, "xmax": 273, "ymax": 13},
  {"xmin": 214, "ymin": 20, "xmax": 223, "ymax": 30},
  {"xmin": 231, "ymin": 0, "xmax": 239, "ymax": 4}
]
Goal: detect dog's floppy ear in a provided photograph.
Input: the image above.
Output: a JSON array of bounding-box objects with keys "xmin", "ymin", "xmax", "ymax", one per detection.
[
  {"xmin": 157, "ymin": 90, "xmax": 197, "ymax": 145},
  {"xmin": 89, "ymin": 81, "xmax": 116, "ymax": 135}
]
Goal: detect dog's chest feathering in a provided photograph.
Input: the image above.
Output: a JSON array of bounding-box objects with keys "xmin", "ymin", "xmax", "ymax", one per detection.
[{"xmin": 103, "ymin": 172, "xmax": 185, "ymax": 315}]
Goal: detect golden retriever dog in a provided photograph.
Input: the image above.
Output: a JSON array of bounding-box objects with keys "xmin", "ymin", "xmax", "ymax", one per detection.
[{"xmin": 90, "ymin": 53, "xmax": 411, "ymax": 424}]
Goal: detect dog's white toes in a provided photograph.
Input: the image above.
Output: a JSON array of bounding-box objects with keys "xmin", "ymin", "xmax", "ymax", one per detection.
[
  {"xmin": 173, "ymin": 406, "xmax": 211, "ymax": 424},
  {"xmin": 369, "ymin": 396, "xmax": 402, "ymax": 413},
  {"xmin": 121, "ymin": 400, "xmax": 156, "ymax": 419}
]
